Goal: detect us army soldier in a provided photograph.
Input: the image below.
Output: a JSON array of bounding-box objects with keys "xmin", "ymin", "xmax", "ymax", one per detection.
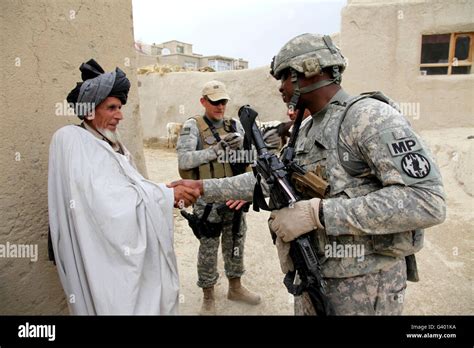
[
  {"xmin": 176, "ymin": 80, "xmax": 261, "ymax": 315},
  {"xmin": 171, "ymin": 35, "xmax": 446, "ymax": 315}
]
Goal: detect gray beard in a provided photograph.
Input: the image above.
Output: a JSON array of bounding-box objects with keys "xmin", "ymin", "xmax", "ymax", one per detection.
[{"xmin": 97, "ymin": 127, "xmax": 121, "ymax": 144}]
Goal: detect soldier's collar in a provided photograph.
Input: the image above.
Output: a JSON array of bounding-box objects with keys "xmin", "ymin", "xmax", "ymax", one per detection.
[
  {"xmin": 203, "ymin": 114, "xmax": 224, "ymax": 128},
  {"xmin": 329, "ymin": 89, "xmax": 351, "ymax": 106},
  {"xmin": 311, "ymin": 89, "xmax": 350, "ymax": 120},
  {"xmin": 312, "ymin": 103, "xmax": 329, "ymax": 119}
]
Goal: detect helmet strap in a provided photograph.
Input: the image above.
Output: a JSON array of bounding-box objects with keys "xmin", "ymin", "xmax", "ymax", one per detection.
[
  {"xmin": 287, "ymin": 66, "xmax": 342, "ymax": 112},
  {"xmin": 287, "ymin": 69, "xmax": 301, "ymax": 113},
  {"xmin": 332, "ymin": 66, "xmax": 342, "ymax": 84},
  {"xmin": 299, "ymin": 79, "xmax": 336, "ymax": 94}
]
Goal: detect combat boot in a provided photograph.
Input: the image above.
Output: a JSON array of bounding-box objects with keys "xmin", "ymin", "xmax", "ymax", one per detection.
[
  {"xmin": 199, "ymin": 286, "xmax": 216, "ymax": 315},
  {"xmin": 227, "ymin": 277, "xmax": 261, "ymax": 305}
]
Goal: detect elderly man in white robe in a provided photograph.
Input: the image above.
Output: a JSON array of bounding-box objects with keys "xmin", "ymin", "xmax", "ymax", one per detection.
[{"xmin": 48, "ymin": 59, "xmax": 200, "ymax": 315}]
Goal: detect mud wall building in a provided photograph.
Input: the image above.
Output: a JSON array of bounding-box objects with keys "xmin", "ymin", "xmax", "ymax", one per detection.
[
  {"xmin": 0, "ymin": 0, "xmax": 146, "ymax": 314},
  {"xmin": 138, "ymin": 66, "xmax": 286, "ymax": 142},
  {"xmin": 340, "ymin": 0, "xmax": 473, "ymax": 129}
]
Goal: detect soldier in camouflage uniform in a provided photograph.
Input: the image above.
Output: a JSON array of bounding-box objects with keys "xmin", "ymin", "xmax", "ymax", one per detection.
[
  {"xmin": 176, "ymin": 80, "xmax": 261, "ymax": 315},
  {"xmin": 171, "ymin": 34, "xmax": 446, "ymax": 315}
]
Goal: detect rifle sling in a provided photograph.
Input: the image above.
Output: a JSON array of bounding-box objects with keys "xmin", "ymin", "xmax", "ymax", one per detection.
[
  {"xmin": 201, "ymin": 203, "xmax": 213, "ymax": 223},
  {"xmin": 253, "ymin": 174, "xmax": 270, "ymax": 212}
]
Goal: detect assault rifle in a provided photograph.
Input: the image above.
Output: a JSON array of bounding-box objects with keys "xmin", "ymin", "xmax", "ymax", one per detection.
[{"xmin": 238, "ymin": 105, "xmax": 334, "ymax": 316}]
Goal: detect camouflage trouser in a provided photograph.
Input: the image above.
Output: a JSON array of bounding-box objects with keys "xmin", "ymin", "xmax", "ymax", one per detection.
[
  {"xmin": 294, "ymin": 259, "xmax": 407, "ymax": 315},
  {"xmin": 197, "ymin": 214, "xmax": 247, "ymax": 288}
]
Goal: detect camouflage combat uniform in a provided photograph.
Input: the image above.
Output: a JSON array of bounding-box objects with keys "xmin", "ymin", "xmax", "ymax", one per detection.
[
  {"xmin": 201, "ymin": 89, "xmax": 446, "ymax": 315},
  {"xmin": 177, "ymin": 116, "xmax": 248, "ymax": 288}
]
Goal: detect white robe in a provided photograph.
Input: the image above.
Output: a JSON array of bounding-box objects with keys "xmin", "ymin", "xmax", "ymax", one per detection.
[{"xmin": 48, "ymin": 125, "xmax": 179, "ymax": 315}]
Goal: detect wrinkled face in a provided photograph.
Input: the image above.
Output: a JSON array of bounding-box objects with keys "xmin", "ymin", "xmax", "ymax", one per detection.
[
  {"xmin": 200, "ymin": 97, "xmax": 227, "ymax": 121},
  {"xmin": 90, "ymin": 97, "xmax": 123, "ymax": 132}
]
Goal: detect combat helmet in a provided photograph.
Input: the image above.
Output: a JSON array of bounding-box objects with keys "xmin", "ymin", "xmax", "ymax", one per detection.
[{"xmin": 270, "ymin": 33, "xmax": 347, "ymax": 111}]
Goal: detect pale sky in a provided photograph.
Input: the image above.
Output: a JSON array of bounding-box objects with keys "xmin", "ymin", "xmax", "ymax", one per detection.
[{"xmin": 132, "ymin": 0, "xmax": 346, "ymax": 68}]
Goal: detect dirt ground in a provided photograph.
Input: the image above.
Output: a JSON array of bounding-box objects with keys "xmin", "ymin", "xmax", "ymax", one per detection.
[{"xmin": 144, "ymin": 127, "xmax": 473, "ymax": 315}]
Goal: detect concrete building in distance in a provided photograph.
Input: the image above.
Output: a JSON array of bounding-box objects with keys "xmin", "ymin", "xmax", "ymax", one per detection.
[
  {"xmin": 135, "ymin": 39, "xmax": 248, "ymax": 71},
  {"xmin": 137, "ymin": 0, "xmax": 473, "ymax": 144}
]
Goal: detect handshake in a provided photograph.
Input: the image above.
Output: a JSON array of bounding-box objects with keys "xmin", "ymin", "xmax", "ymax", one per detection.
[
  {"xmin": 167, "ymin": 179, "xmax": 203, "ymax": 208},
  {"xmin": 167, "ymin": 179, "xmax": 247, "ymax": 210},
  {"xmin": 165, "ymin": 131, "xmax": 245, "ymax": 209}
]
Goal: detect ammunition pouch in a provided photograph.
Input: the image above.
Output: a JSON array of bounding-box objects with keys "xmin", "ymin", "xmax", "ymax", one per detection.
[
  {"xmin": 313, "ymin": 229, "xmax": 423, "ymax": 282},
  {"xmin": 178, "ymin": 167, "xmax": 199, "ymax": 180},
  {"xmin": 291, "ymin": 170, "xmax": 330, "ymax": 199},
  {"xmin": 372, "ymin": 230, "xmax": 423, "ymax": 282},
  {"xmin": 371, "ymin": 229, "xmax": 424, "ymax": 258},
  {"xmin": 315, "ymin": 230, "xmax": 424, "ymax": 259}
]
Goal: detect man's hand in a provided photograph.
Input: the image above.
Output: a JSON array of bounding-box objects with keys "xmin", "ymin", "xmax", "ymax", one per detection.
[
  {"xmin": 268, "ymin": 198, "xmax": 323, "ymax": 242},
  {"xmin": 262, "ymin": 128, "xmax": 281, "ymax": 149},
  {"xmin": 211, "ymin": 139, "xmax": 227, "ymax": 155},
  {"xmin": 226, "ymin": 199, "xmax": 247, "ymax": 210},
  {"xmin": 223, "ymin": 132, "xmax": 244, "ymax": 150},
  {"xmin": 168, "ymin": 179, "xmax": 204, "ymax": 194},
  {"xmin": 168, "ymin": 180, "xmax": 202, "ymax": 208}
]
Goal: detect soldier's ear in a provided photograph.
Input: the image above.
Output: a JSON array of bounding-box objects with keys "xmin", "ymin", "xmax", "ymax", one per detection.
[{"xmin": 200, "ymin": 97, "xmax": 207, "ymax": 107}]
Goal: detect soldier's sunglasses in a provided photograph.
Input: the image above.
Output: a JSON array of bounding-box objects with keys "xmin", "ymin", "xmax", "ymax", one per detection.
[{"xmin": 205, "ymin": 97, "xmax": 228, "ymax": 106}]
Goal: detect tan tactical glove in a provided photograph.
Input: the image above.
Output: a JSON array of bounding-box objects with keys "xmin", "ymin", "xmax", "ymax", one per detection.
[
  {"xmin": 223, "ymin": 132, "xmax": 244, "ymax": 150},
  {"xmin": 268, "ymin": 198, "xmax": 323, "ymax": 242},
  {"xmin": 211, "ymin": 139, "xmax": 227, "ymax": 155},
  {"xmin": 275, "ymin": 236, "xmax": 294, "ymax": 274}
]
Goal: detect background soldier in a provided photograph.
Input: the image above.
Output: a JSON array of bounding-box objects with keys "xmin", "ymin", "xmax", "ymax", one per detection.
[
  {"xmin": 171, "ymin": 34, "xmax": 446, "ymax": 315},
  {"xmin": 260, "ymin": 108, "xmax": 312, "ymax": 154},
  {"xmin": 176, "ymin": 80, "xmax": 261, "ymax": 315}
]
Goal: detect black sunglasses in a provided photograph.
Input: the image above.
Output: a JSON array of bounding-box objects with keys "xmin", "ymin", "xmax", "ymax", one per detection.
[{"xmin": 205, "ymin": 97, "xmax": 228, "ymax": 106}]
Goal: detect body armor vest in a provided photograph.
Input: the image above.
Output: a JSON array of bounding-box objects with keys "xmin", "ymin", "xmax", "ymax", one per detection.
[
  {"xmin": 294, "ymin": 93, "xmax": 423, "ymax": 260},
  {"xmin": 179, "ymin": 116, "xmax": 236, "ymax": 180}
]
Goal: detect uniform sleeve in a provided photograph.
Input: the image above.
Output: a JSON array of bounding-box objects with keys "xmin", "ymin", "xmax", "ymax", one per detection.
[
  {"xmin": 176, "ymin": 118, "xmax": 218, "ymax": 170},
  {"xmin": 203, "ymin": 171, "xmax": 256, "ymax": 202},
  {"xmin": 201, "ymin": 119, "xmax": 266, "ymax": 202},
  {"xmin": 323, "ymin": 99, "xmax": 446, "ymax": 236}
]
